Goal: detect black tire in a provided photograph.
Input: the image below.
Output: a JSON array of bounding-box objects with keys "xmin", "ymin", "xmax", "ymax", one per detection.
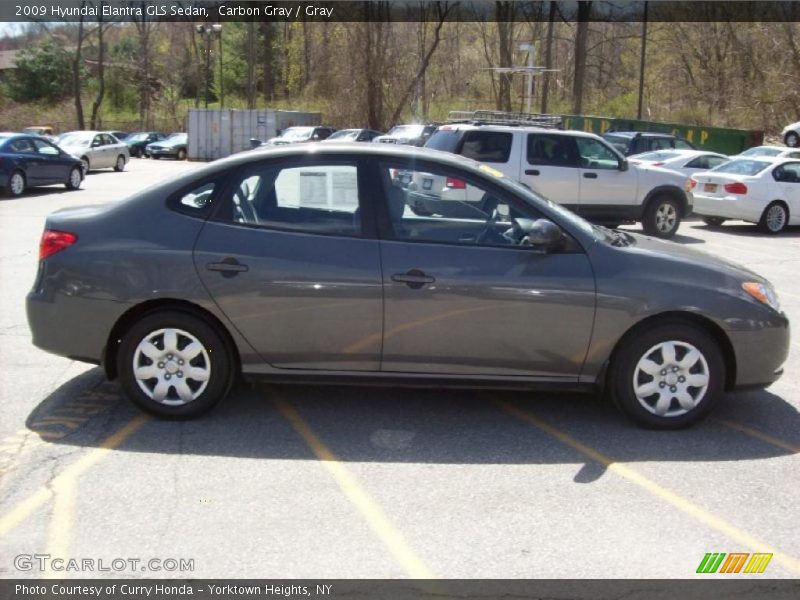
[
  {"xmin": 702, "ymin": 217, "xmax": 726, "ymax": 227},
  {"xmin": 117, "ymin": 311, "xmax": 235, "ymax": 418},
  {"xmin": 5, "ymin": 169, "xmax": 26, "ymax": 197},
  {"xmin": 642, "ymin": 195, "xmax": 682, "ymax": 239},
  {"xmin": 152, "ymin": 155, "xmax": 160, "ymax": 160},
  {"xmin": 136, "ymin": 147, "xmax": 143, "ymax": 158},
  {"xmin": 785, "ymin": 131, "xmax": 799, "ymax": 148},
  {"xmin": 114, "ymin": 155, "xmax": 126, "ymax": 172},
  {"xmin": 610, "ymin": 322, "xmax": 725, "ymax": 429},
  {"xmin": 65, "ymin": 166, "xmax": 82, "ymax": 190},
  {"xmin": 176, "ymin": 148, "xmax": 187, "ymax": 161},
  {"xmin": 758, "ymin": 201, "xmax": 789, "ymax": 234}
]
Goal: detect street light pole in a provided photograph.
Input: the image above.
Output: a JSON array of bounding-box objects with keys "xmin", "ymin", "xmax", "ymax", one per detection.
[{"xmin": 196, "ymin": 24, "xmax": 223, "ymax": 109}]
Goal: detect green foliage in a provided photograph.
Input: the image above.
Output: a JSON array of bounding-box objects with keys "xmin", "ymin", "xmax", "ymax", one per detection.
[{"xmin": 4, "ymin": 41, "xmax": 75, "ymax": 102}]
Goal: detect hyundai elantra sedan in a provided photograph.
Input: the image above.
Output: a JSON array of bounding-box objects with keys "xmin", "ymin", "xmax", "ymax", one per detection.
[{"xmin": 26, "ymin": 144, "xmax": 789, "ymax": 428}]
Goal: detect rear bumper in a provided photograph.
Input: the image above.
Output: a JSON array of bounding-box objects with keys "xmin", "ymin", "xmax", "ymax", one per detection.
[{"xmin": 692, "ymin": 193, "xmax": 763, "ymax": 223}]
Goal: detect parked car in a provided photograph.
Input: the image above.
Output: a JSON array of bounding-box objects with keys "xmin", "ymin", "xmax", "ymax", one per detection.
[
  {"xmin": 782, "ymin": 121, "xmax": 800, "ymax": 147},
  {"xmin": 602, "ymin": 131, "xmax": 696, "ymax": 156},
  {"xmin": 731, "ymin": 145, "xmax": 800, "ymax": 160},
  {"xmin": 57, "ymin": 131, "xmax": 130, "ymax": 173},
  {"xmin": 688, "ymin": 157, "xmax": 800, "ymax": 233},
  {"xmin": 22, "ymin": 126, "xmax": 55, "ymax": 137},
  {"xmin": 126, "ymin": 132, "xmax": 167, "ymax": 157},
  {"xmin": 106, "ymin": 131, "xmax": 129, "ymax": 141},
  {"xmin": 146, "ymin": 133, "xmax": 188, "ymax": 160},
  {"xmin": 373, "ymin": 124, "xmax": 437, "ymax": 146},
  {"xmin": 321, "ymin": 128, "xmax": 384, "ymax": 143},
  {"xmin": 629, "ymin": 149, "xmax": 730, "ymax": 177},
  {"xmin": 423, "ymin": 122, "xmax": 691, "ymax": 237},
  {"xmin": 0, "ymin": 132, "xmax": 83, "ymax": 196},
  {"xmin": 26, "ymin": 144, "xmax": 789, "ymax": 428},
  {"xmin": 260, "ymin": 126, "xmax": 337, "ymax": 146}
]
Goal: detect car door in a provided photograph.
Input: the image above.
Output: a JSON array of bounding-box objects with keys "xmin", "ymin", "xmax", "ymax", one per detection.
[
  {"xmin": 575, "ymin": 136, "xmax": 638, "ymax": 219},
  {"xmin": 374, "ymin": 158, "xmax": 596, "ymax": 378},
  {"xmin": 193, "ymin": 157, "xmax": 384, "ymax": 371},
  {"xmin": 522, "ymin": 133, "xmax": 581, "ymax": 210},
  {"xmin": 32, "ymin": 138, "xmax": 69, "ymax": 183},
  {"xmin": 10, "ymin": 138, "xmax": 44, "ymax": 184},
  {"xmin": 773, "ymin": 162, "xmax": 800, "ymax": 223},
  {"xmin": 101, "ymin": 134, "xmax": 120, "ymax": 163},
  {"xmin": 88, "ymin": 134, "xmax": 107, "ymax": 168}
]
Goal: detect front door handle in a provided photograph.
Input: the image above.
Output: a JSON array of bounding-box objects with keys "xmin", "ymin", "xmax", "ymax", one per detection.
[
  {"xmin": 206, "ymin": 257, "xmax": 249, "ymax": 277},
  {"xmin": 391, "ymin": 269, "xmax": 435, "ymax": 289},
  {"xmin": 583, "ymin": 172, "xmax": 598, "ymax": 179},
  {"xmin": 525, "ymin": 169, "xmax": 540, "ymax": 176}
]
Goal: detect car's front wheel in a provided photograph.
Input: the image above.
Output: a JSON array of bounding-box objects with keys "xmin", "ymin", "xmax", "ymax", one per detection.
[
  {"xmin": 643, "ymin": 195, "xmax": 681, "ymax": 239},
  {"xmin": 611, "ymin": 322, "xmax": 724, "ymax": 429},
  {"xmin": 65, "ymin": 166, "xmax": 82, "ymax": 190},
  {"xmin": 177, "ymin": 148, "xmax": 187, "ymax": 161},
  {"xmin": 118, "ymin": 311, "xmax": 234, "ymax": 418},
  {"xmin": 785, "ymin": 131, "xmax": 799, "ymax": 148}
]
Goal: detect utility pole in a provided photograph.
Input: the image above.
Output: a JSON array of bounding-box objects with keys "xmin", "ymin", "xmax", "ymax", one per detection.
[{"xmin": 637, "ymin": 1, "xmax": 649, "ymax": 120}]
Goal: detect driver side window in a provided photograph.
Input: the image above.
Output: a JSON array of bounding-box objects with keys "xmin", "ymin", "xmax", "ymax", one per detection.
[
  {"xmin": 380, "ymin": 162, "xmax": 540, "ymax": 248},
  {"xmin": 575, "ymin": 138, "xmax": 621, "ymax": 170}
]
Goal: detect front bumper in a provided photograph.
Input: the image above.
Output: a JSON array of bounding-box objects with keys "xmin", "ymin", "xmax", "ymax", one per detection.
[
  {"xmin": 148, "ymin": 147, "xmax": 178, "ymax": 157},
  {"xmin": 727, "ymin": 311, "xmax": 790, "ymax": 389}
]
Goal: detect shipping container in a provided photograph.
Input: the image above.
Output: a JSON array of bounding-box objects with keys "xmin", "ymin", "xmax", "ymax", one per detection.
[
  {"xmin": 187, "ymin": 109, "xmax": 322, "ymax": 160},
  {"xmin": 561, "ymin": 115, "xmax": 764, "ymax": 156}
]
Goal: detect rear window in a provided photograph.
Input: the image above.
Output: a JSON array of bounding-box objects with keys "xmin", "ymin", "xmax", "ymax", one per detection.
[
  {"xmin": 740, "ymin": 147, "xmax": 782, "ymax": 157},
  {"xmin": 712, "ymin": 159, "xmax": 770, "ymax": 176}
]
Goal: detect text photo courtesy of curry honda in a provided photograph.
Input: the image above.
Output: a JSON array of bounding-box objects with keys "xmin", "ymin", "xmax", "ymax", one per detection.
[{"xmin": 1, "ymin": 1, "xmax": 799, "ymax": 598}]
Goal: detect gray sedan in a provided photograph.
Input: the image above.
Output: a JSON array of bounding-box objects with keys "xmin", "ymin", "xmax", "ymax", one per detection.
[
  {"xmin": 57, "ymin": 131, "xmax": 130, "ymax": 173},
  {"xmin": 26, "ymin": 144, "xmax": 790, "ymax": 428}
]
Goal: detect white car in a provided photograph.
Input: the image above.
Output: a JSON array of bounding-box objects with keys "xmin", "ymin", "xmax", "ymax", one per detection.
[
  {"xmin": 688, "ymin": 157, "xmax": 800, "ymax": 233},
  {"xmin": 732, "ymin": 145, "xmax": 800, "ymax": 160},
  {"xmin": 782, "ymin": 121, "xmax": 800, "ymax": 148},
  {"xmin": 629, "ymin": 149, "xmax": 729, "ymax": 177},
  {"xmin": 57, "ymin": 131, "xmax": 130, "ymax": 173}
]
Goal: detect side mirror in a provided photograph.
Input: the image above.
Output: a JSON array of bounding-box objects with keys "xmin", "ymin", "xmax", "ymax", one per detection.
[
  {"xmin": 521, "ymin": 219, "xmax": 564, "ymax": 251},
  {"xmin": 619, "ymin": 158, "xmax": 629, "ymax": 171},
  {"xmin": 249, "ymin": 138, "xmax": 262, "ymax": 149}
]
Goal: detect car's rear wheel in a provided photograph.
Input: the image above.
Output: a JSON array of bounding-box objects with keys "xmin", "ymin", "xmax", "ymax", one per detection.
[
  {"xmin": 611, "ymin": 323, "xmax": 724, "ymax": 429},
  {"xmin": 643, "ymin": 195, "xmax": 681, "ymax": 239},
  {"xmin": 114, "ymin": 155, "xmax": 126, "ymax": 172},
  {"xmin": 152, "ymin": 155, "xmax": 160, "ymax": 160},
  {"xmin": 785, "ymin": 131, "xmax": 799, "ymax": 148},
  {"xmin": 759, "ymin": 202, "xmax": 788, "ymax": 234},
  {"xmin": 6, "ymin": 170, "xmax": 26, "ymax": 196},
  {"xmin": 702, "ymin": 217, "xmax": 726, "ymax": 227},
  {"xmin": 80, "ymin": 156, "xmax": 90, "ymax": 173},
  {"xmin": 176, "ymin": 148, "xmax": 187, "ymax": 161},
  {"xmin": 65, "ymin": 166, "xmax": 82, "ymax": 190},
  {"xmin": 117, "ymin": 311, "xmax": 234, "ymax": 418}
]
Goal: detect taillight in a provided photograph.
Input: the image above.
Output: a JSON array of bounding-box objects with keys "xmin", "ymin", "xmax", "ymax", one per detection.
[
  {"xmin": 39, "ymin": 230, "xmax": 77, "ymax": 260},
  {"xmin": 685, "ymin": 178, "xmax": 697, "ymax": 192},
  {"xmin": 724, "ymin": 182, "xmax": 748, "ymax": 194},
  {"xmin": 445, "ymin": 177, "xmax": 466, "ymax": 189}
]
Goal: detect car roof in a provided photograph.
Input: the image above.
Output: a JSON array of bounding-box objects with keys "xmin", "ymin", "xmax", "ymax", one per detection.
[
  {"xmin": 436, "ymin": 123, "xmax": 602, "ymax": 139},
  {"xmin": 604, "ymin": 131, "xmax": 680, "ymax": 138}
]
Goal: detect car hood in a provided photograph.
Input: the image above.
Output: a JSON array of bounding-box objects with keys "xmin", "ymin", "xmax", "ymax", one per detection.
[
  {"xmin": 617, "ymin": 230, "xmax": 765, "ymax": 283},
  {"xmin": 782, "ymin": 121, "xmax": 800, "ymax": 133},
  {"xmin": 630, "ymin": 163, "xmax": 688, "ymax": 184}
]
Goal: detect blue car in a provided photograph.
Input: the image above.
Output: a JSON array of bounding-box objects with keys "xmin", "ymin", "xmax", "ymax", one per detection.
[{"xmin": 1, "ymin": 133, "xmax": 84, "ymax": 197}]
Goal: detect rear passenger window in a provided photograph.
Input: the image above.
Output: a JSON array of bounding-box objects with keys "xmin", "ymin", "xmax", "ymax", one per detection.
[
  {"xmin": 527, "ymin": 134, "xmax": 579, "ymax": 167},
  {"xmin": 458, "ymin": 131, "xmax": 513, "ymax": 163},
  {"xmin": 10, "ymin": 138, "xmax": 36, "ymax": 153},
  {"xmin": 228, "ymin": 163, "xmax": 360, "ymax": 236}
]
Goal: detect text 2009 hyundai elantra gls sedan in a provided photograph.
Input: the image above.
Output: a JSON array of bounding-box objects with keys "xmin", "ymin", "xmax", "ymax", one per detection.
[{"xmin": 27, "ymin": 144, "xmax": 789, "ymax": 428}]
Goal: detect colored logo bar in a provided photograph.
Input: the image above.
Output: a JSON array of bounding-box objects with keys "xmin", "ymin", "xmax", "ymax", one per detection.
[{"xmin": 697, "ymin": 553, "xmax": 772, "ymax": 574}]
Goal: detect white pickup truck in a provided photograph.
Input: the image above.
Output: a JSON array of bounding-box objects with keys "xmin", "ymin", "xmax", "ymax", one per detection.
[{"xmin": 407, "ymin": 123, "xmax": 692, "ymax": 238}]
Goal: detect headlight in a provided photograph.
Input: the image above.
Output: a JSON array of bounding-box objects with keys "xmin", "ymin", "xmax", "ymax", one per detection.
[{"xmin": 742, "ymin": 282, "xmax": 781, "ymax": 312}]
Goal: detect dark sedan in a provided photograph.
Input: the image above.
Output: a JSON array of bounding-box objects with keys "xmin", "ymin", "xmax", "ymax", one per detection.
[
  {"xmin": 126, "ymin": 131, "xmax": 166, "ymax": 157},
  {"xmin": 147, "ymin": 133, "xmax": 188, "ymax": 160},
  {"xmin": 1, "ymin": 133, "xmax": 83, "ymax": 196},
  {"xmin": 27, "ymin": 144, "xmax": 789, "ymax": 427}
]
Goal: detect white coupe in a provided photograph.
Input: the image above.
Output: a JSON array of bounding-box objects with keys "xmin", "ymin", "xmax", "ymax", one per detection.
[
  {"xmin": 688, "ymin": 157, "xmax": 800, "ymax": 233},
  {"xmin": 629, "ymin": 149, "xmax": 729, "ymax": 177}
]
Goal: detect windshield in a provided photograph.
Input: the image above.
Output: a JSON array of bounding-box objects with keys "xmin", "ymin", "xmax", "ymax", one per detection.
[
  {"xmin": 127, "ymin": 133, "xmax": 150, "ymax": 142},
  {"xmin": 166, "ymin": 133, "xmax": 187, "ymax": 143},
  {"xmin": 327, "ymin": 129, "xmax": 358, "ymax": 140},
  {"xmin": 632, "ymin": 150, "xmax": 680, "ymax": 162},
  {"xmin": 602, "ymin": 134, "xmax": 629, "ymax": 153},
  {"xmin": 739, "ymin": 147, "xmax": 782, "ymax": 157},
  {"xmin": 388, "ymin": 125, "xmax": 424, "ymax": 139},
  {"xmin": 59, "ymin": 133, "xmax": 92, "ymax": 146},
  {"xmin": 712, "ymin": 159, "xmax": 770, "ymax": 176},
  {"xmin": 279, "ymin": 127, "xmax": 314, "ymax": 140}
]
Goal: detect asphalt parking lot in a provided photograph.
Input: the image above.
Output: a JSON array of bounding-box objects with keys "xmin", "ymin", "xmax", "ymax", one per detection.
[{"xmin": 0, "ymin": 158, "xmax": 798, "ymax": 579}]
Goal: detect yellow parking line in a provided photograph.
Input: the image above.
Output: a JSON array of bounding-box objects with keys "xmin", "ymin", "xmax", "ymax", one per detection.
[
  {"xmin": 496, "ymin": 400, "xmax": 800, "ymax": 575},
  {"xmin": 0, "ymin": 415, "xmax": 149, "ymax": 537},
  {"xmin": 273, "ymin": 396, "xmax": 435, "ymax": 579},
  {"xmin": 45, "ymin": 479, "xmax": 77, "ymax": 576},
  {"xmin": 718, "ymin": 420, "xmax": 800, "ymax": 454}
]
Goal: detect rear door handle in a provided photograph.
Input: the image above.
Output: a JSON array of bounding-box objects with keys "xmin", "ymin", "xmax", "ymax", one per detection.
[
  {"xmin": 206, "ymin": 257, "xmax": 249, "ymax": 277},
  {"xmin": 583, "ymin": 172, "xmax": 598, "ymax": 179},
  {"xmin": 391, "ymin": 269, "xmax": 435, "ymax": 289},
  {"xmin": 525, "ymin": 169, "xmax": 540, "ymax": 176}
]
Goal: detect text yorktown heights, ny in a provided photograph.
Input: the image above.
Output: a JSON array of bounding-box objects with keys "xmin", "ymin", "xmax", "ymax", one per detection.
[{"xmin": 15, "ymin": 584, "xmax": 335, "ymax": 597}]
